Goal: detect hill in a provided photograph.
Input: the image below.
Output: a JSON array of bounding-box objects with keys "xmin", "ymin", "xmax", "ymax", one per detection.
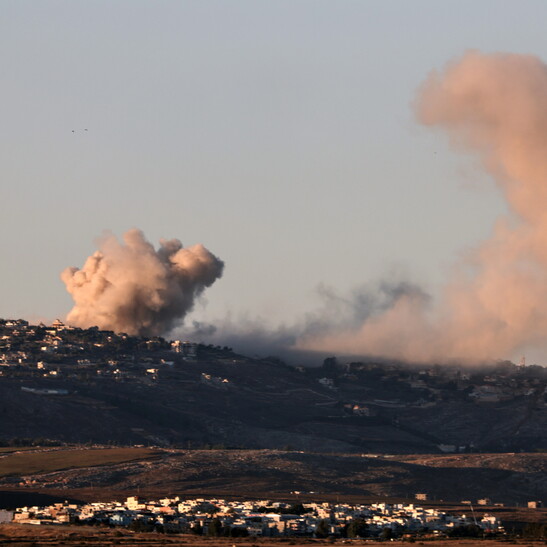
[
  {"xmin": 1, "ymin": 319, "xmax": 547, "ymax": 453},
  {"xmin": 0, "ymin": 447, "xmax": 546, "ymax": 509}
]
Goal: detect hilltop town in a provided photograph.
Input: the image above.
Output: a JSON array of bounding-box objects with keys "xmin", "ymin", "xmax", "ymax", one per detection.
[{"xmin": 1, "ymin": 318, "xmax": 547, "ymax": 453}]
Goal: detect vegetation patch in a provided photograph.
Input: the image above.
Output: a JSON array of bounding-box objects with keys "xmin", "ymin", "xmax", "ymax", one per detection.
[{"xmin": 0, "ymin": 447, "xmax": 162, "ymax": 477}]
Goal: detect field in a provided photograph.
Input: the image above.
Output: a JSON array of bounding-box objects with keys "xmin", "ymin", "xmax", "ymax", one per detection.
[
  {"xmin": 0, "ymin": 447, "xmax": 45, "ymax": 455},
  {"xmin": 1, "ymin": 448, "xmax": 545, "ymax": 506},
  {"xmin": 0, "ymin": 525, "xmax": 546, "ymax": 547},
  {"xmin": 0, "ymin": 448, "xmax": 546, "ymax": 509},
  {"xmin": 0, "ymin": 447, "xmax": 161, "ymax": 478}
]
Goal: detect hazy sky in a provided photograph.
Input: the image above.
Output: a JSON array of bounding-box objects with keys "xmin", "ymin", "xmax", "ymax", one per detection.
[{"xmin": 2, "ymin": 1, "xmax": 547, "ymax": 352}]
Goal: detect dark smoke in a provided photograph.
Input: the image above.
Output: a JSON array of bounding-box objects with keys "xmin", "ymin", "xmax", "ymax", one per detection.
[{"xmin": 178, "ymin": 280, "xmax": 429, "ymax": 363}]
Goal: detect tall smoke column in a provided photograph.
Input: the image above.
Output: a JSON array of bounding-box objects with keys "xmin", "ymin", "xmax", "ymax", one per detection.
[
  {"xmin": 61, "ymin": 229, "xmax": 224, "ymax": 336},
  {"xmin": 298, "ymin": 51, "xmax": 547, "ymax": 363}
]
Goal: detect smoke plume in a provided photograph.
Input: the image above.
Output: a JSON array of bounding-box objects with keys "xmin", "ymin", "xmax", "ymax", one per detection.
[
  {"xmin": 179, "ymin": 280, "xmax": 429, "ymax": 363},
  {"xmin": 61, "ymin": 229, "xmax": 224, "ymax": 336},
  {"xmin": 298, "ymin": 51, "xmax": 547, "ymax": 363}
]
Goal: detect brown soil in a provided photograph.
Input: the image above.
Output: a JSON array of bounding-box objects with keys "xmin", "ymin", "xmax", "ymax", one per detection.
[{"xmin": 0, "ymin": 525, "xmax": 545, "ymax": 547}]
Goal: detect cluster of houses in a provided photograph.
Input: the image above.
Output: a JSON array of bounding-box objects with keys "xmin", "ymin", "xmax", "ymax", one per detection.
[
  {"xmin": 1, "ymin": 319, "xmax": 545, "ymax": 409},
  {"xmin": 338, "ymin": 361, "xmax": 547, "ymax": 408},
  {"xmin": 0, "ymin": 318, "xmax": 199, "ymax": 380},
  {"xmin": 10, "ymin": 496, "xmax": 502, "ymax": 537}
]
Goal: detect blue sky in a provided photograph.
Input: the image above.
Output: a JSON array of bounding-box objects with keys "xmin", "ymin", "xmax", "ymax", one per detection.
[{"xmin": 1, "ymin": 1, "xmax": 545, "ymax": 338}]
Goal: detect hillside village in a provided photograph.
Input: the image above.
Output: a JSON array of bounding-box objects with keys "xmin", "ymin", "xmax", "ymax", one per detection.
[
  {"xmin": 1, "ymin": 319, "xmax": 546, "ymax": 453},
  {"xmin": 9, "ymin": 496, "xmax": 502, "ymax": 539}
]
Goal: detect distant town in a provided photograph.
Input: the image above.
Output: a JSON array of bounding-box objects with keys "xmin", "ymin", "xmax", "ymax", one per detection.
[
  {"xmin": 1, "ymin": 318, "xmax": 547, "ymax": 453},
  {"xmin": 6, "ymin": 496, "xmax": 502, "ymax": 539}
]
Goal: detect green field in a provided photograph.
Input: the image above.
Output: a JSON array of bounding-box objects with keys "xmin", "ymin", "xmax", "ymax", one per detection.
[{"xmin": 0, "ymin": 447, "xmax": 162, "ymax": 477}]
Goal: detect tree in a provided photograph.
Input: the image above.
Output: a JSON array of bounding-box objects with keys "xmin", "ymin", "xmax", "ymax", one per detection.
[
  {"xmin": 447, "ymin": 524, "xmax": 481, "ymax": 538},
  {"xmin": 322, "ymin": 357, "xmax": 338, "ymax": 378},
  {"xmin": 130, "ymin": 519, "xmax": 153, "ymax": 532},
  {"xmin": 523, "ymin": 522, "xmax": 547, "ymax": 539},
  {"xmin": 282, "ymin": 503, "xmax": 307, "ymax": 515},
  {"xmin": 346, "ymin": 518, "xmax": 368, "ymax": 538},
  {"xmin": 207, "ymin": 518, "xmax": 222, "ymax": 537},
  {"xmin": 315, "ymin": 519, "xmax": 330, "ymax": 538}
]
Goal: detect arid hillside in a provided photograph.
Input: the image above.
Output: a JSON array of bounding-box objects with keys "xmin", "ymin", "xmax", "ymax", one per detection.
[{"xmin": 0, "ymin": 448, "xmax": 546, "ymax": 509}]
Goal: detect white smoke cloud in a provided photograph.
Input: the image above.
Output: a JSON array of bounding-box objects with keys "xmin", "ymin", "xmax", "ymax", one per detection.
[
  {"xmin": 297, "ymin": 51, "xmax": 547, "ymax": 364},
  {"xmin": 61, "ymin": 229, "xmax": 224, "ymax": 336}
]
